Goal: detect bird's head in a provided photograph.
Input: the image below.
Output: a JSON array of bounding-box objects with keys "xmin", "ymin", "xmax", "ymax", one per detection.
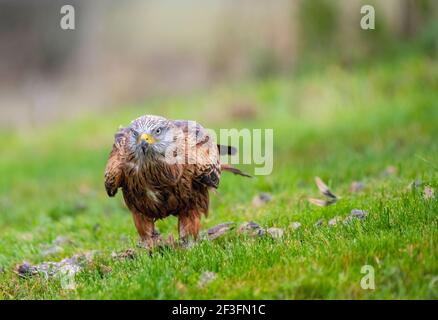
[{"xmin": 127, "ymin": 115, "xmax": 175, "ymax": 161}]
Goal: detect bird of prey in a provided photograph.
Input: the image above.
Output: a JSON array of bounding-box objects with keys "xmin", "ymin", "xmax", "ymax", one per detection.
[{"xmin": 104, "ymin": 115, "xmax": 249, "ymax": 246}]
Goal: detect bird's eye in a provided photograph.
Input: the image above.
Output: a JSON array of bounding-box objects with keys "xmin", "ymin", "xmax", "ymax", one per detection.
[
  {"xmin": 131, "ymin": 129, "xmax": 139, "ymax": 138},
  {"xmin": 154, "ymin": 128, "xmax": 162, "ymax": 135}
]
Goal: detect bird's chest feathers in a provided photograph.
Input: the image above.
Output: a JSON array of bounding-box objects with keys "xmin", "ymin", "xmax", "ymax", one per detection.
[
  {"xmin": 124, "ymin": 162, "xmax": 164, "ymax": 204},
  {"xmin": 145, "ymin": 188, "xmax": 159, "ymax": 203}
]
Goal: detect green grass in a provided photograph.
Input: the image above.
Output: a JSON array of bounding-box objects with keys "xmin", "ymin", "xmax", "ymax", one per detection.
[{"xmin": 0, "ymin": 53, "xmax": 437, "ymax": 299}]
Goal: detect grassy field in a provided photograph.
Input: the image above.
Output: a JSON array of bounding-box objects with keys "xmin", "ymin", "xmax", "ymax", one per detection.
[{"xmin": 0, "ymin": 52, "xmax": 437, "ymax": 299}]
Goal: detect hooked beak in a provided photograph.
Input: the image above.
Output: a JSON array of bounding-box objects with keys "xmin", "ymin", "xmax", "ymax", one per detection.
[
  {"xmin": 140, "ymin": 140, "xmax": 148, "ymax": 154},
  {"xmin": 139, "ymin": 133, "xmax": 156, "ymax": 145},
  {"xmin": 139, "ymin": 133, "xmax": 156, "ymax": 154}
]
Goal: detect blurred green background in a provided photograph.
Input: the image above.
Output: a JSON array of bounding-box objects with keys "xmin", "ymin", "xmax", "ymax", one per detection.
[{"xmin": 1, "ymin": 0, "xmax": 437, "ymax": 128}]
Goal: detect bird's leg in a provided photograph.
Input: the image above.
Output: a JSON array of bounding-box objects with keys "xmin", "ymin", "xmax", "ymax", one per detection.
[
  {"xmin": 131, "ymin": 211, "xmax": 158, "ymax": 249},
  {"xmin": 178, "ymin": 211, "xmax": 201, "ymax": 246}
]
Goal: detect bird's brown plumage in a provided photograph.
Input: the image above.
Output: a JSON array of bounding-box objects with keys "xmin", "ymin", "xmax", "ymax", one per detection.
[{"xmin": 104, "ymin": 115, "xmax": 248, "ymax": 245}]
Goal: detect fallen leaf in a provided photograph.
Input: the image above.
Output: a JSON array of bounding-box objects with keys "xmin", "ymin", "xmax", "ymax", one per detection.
[
  {"xmin": 111, "ymin": 248, "xmax": 136, "ymax": 260},
  {"xmin": 289, "ymin": 222, "xmax": 302, "ymax": 230},
  {"xmin": 98, "ymin": 265, "xmax": 112, "ymax": 275},
  {"xmin": 344, "ymin": 209, "xmax": 369, "ymax": 224},
  {"xmin": 350, "ymin": 209, "xmax": 369, "ymax": 219},
  {"xmin": 315, "ymin": 177, "xmax": 337, "ymax": 199},
  {"xmin": 406, "ymin": 179, "xmax": 422, "ymax": 191},
  {"xmin": 328, "ymin": 216, "xmax": 342, "ymax": 226},
  {"xmin": 238, "ymin": 221, "xmax": 264, "ymax": 237},
  {"xmin": 266, "ymin": 227, "xmax": 284, "ymax": 239},
  {"xmin": 207, "ymin": 222, "xmax": 234, "ymax": 240},
  {"xmin": 15, "ymin": 262, "xmax": 38, "ymax": 278},
  {"xmin": 315, "ymin": 218, "xmax": 325, "ymax": 227},
  {"xmin": 15, "ymin": 253, "xmax": 92, "ymax": 279},
  {"xmin": 308, "ymin": 197, "xmax": 335, "ymax": 207},
  {"xmin": 252, "ymin": 193, "xmax": 272, "ymax": 207},
  {"xmin": 308, "ymin": 177, "xmax": 338, "ymax": 207}
]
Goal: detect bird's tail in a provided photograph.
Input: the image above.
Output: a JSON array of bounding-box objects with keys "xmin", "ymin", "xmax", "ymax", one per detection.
[
  {"xmin": 217, "ymin": 144, "xmax": 251, "ymax": 177},
  {"xmin": 217, "ymin": 144, "xmax": 237, "ymax": 156},
  {"xmin": 221, "ymin": 164, "xmax": 251, "ymax": 178}
]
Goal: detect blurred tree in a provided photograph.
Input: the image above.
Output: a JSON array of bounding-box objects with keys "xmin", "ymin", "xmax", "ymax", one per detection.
[
  {"xmin": 357, "ymin": 1, "xmax": 393, "ymax": 59},
  {"xmin": 400, "ymin": 0, "xmax": 435, "ymax": 39},
  {"xmin": 297, "ymin": 0, "xmax": 339, "ymax": 55},
  {"xmin": 0, "ymin": 0, "xmax": 83, "ymax": 82}
]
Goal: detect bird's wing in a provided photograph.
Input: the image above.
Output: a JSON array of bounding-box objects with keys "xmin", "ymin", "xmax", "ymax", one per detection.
[
  {"xmin": 173, "ymin": 120, "xmax": 237, "ymax": 155},
  {"xmin": 104, "ymin": 127, "xmax": 128, "ymax": 197},
  {"xmin": 173, "ymin": 120, "xmax": 221, "ymax": 189}
]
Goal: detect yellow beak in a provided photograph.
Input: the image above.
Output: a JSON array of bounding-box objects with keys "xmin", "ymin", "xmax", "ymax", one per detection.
[{"xmin": 140, "ymin": 133, "xmax": 156, "ymax": 144}]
